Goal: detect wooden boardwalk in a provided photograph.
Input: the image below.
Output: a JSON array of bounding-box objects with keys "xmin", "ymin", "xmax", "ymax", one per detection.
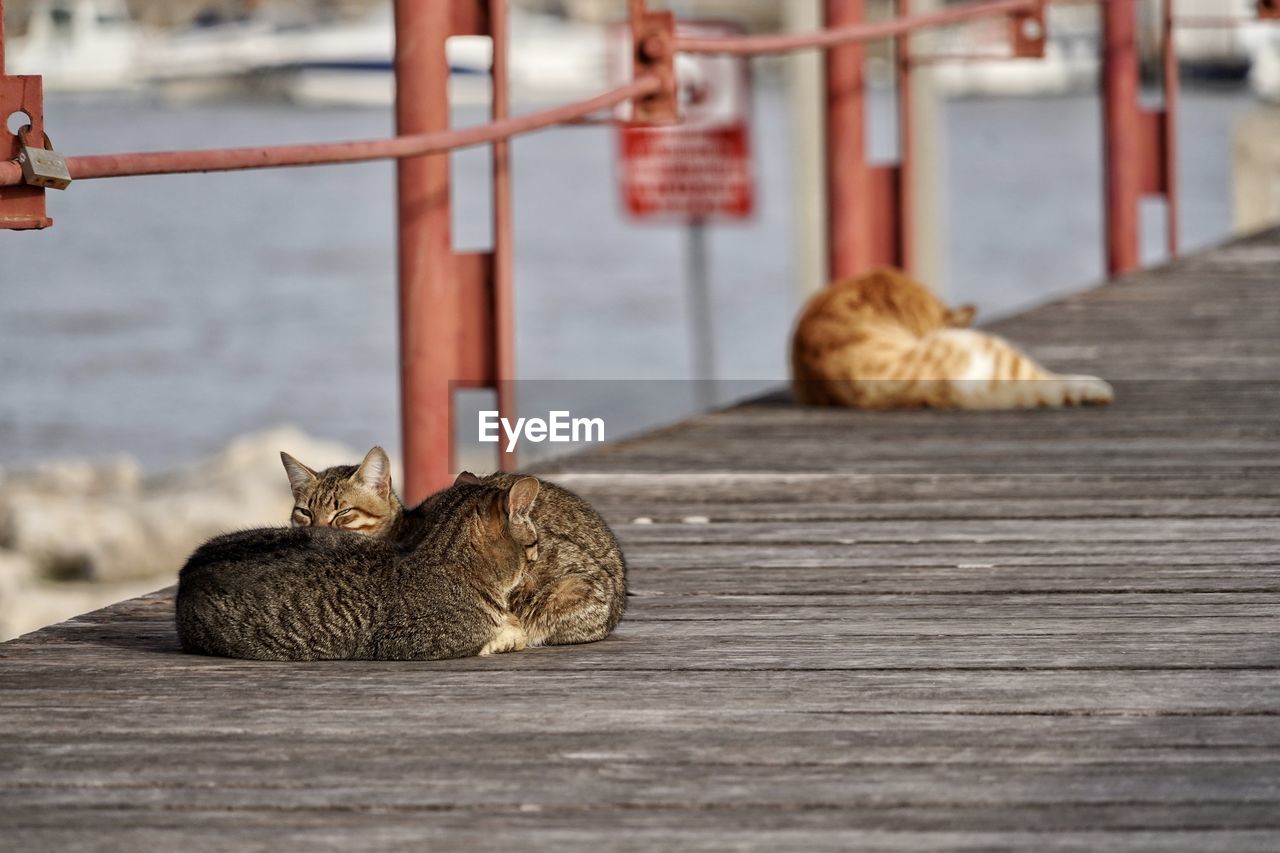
[{"xmin": 3, "ymin": 230, "xmax": 1279, "ymax": 850}]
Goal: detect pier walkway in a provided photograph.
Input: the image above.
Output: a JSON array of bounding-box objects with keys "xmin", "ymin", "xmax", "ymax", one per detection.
[{"xmin": 3, "ymin": 230, "xmax": 1279, "ymax": 850}]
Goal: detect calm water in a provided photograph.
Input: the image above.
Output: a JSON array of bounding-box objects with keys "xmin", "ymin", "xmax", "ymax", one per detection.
[{"xmin": 0, "ymin": 84, "xmax": 1257, "ymax": 470}]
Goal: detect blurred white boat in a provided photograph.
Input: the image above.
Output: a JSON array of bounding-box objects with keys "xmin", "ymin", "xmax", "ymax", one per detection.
[
  {"xmin": 6, "ymin": 0, "xmax": 142, "ymax": 92},
  {"xmin": 136, "ymin": 11, "xmax": 290, "ymax": 101},
  {"xmin": 934, "ymin": 0, "xmax": 1259, "ymax": 98},
  {"xmin": 139, "ymin": 6, "xmax": 607, "ymax": 107},
  {"xmin": 282, "ymin": 8, "xmax": 609, "ymax": 107},
  {"xmin": 1173, "ymin": 0, "xmax": 1258, "ymax": 74},
  {"xmin": 1241, "ymin": 10, "xmax": 1280, "ymax": 101},
  {"xmin": 270, "ymin": 7, "xmax": 493, "ymax": 107}
]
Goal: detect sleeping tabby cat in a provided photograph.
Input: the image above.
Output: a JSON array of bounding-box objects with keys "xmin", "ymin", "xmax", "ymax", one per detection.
[
  {"xmin": 791, "ymin": 267, "xmax": 1113, "ymax": 409},
  {"xmin": 177, "ymin": 477, "xmax": 539, "ymax": 661}
]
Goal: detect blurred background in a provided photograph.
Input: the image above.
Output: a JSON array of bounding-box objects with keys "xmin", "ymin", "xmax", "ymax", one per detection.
[{"xmin": 2, "ymin": 0, "xmax": 1280, "ymax": 638}]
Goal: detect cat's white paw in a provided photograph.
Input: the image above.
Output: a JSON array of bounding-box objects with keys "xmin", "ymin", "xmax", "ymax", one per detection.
[
  {"xmin": 1063, "ymin": 375, "xmax": 1114, "ymax": 406},
  {"xmin": 480, "ymin": 616, "xmax": 527, "ymax": 656}
]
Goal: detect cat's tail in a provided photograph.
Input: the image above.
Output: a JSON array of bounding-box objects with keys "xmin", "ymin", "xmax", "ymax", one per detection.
[{"xmin": 934, "ymin": 329, "xmax": 1114, "ymax": 409}]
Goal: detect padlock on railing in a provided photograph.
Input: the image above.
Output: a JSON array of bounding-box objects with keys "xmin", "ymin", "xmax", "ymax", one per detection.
[{"xmin": 16, "ymin": 126, "xmax": 72, "ymax": 190}]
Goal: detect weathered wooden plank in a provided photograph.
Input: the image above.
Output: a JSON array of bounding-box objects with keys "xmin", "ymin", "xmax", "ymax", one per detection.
[
  {"xmin": 624, "ymin": 571, "xmax": 1280, "ymax": 596},
  {"xmin": 7, "ymin": 819, "xmax": 1280, "ymax": 853},
  {"xmin": 5, "ymin": 662, "xmax": 1280, "ymax": 713},
  {"xmin": 3, "ymin": 762, "xmax": 1279, "ymax": 814},
  {"xmin": 556, "ymin": 478, "xmax": 1280, "ymax": 519},
  {"xmin": 8, "ymin": 716, "xmax": 1280, "ymax": 768},
  {"xmin": 588, "ymin": 499, "xmax": 1280, "ymax": 524},
  {"xmin": 550, "ymin": 451, "xmax": 1280, "ymax": 476},
  {"xmin": 611, "ymin": 518, "xmax": 1280, "ymax": 544},
  {"xmin": 624, "ymin": 542, "xmax": 1280, "ymax": 566},
  {"xmin": 624, "ymin": 599, "xmax": 1280, "ymax": 622},
  {"xmin": 553, "ymin": 472, "xmax": 1280, "ymax": 496}
]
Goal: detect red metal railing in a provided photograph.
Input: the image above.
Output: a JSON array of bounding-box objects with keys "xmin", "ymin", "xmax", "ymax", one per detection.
[
  {"xmin": 675, "ymin": 0, "xmax": 1039, "ymax": 55},
  {"xmin": 2, "ymin": 0, "xmax": 1275, "ymax": 498},
  {"xmin": 0, "ymin": 78, "xmax": 660, "ymax": 186}
]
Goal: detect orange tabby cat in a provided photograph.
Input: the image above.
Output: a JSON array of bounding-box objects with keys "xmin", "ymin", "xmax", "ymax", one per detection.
[{"xmin": 791, "ymin": 268, "xmax": 1113, "ymax": 409}]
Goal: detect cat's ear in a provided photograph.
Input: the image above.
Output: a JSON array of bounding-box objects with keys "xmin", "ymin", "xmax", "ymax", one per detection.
[
  {"xmin": 506, "ymin": 476, "xmax": 539, "ymax": 520},
  {"xmin": 503, "ymin": 477, "xmax": 540, "ymax": 555},
  {"xmin": 353, "ymin": 446, "xmax": 393, "ymax": 497},
  {"xmin": 454, "ymin": 471, "xmax": 483, "ymax": 486},
  {"xmin": 947, "ymin": 304, "xmax": 977, "ymax": 327},
  {"xmin": 280, "ymin": 451, "xmax": 318, "ymax": 499}
]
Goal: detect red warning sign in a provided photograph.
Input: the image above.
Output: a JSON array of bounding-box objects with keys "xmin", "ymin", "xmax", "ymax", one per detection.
[
  {"xmin": 621, "ymin": 125, "xmax": 753, "ymax": 219},
  {"xmin": 613, "ymin": 22, "xmax": 755, "ymax": 222}
]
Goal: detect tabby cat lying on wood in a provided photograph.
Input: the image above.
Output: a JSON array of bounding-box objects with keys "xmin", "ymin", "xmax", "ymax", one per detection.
[
  {"xmin": 791, "ymin": 268, "xmax": 1113, "ymax": 409},
  {"xmin": 175, "ymin": 449, "xmax": 626, "ymax": 661},
  {"xmin": 176, "ymin": 476, "xmax": 539, "ymax": 661},
  {"xmin": 278, "ymin": 448, "xmax": 626, "ymax": 647}
]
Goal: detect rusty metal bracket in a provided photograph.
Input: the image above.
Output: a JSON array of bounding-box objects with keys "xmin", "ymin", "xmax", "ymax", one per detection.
[
  {"xmin": 1260, "ymin": 0, "xmax": 1280, "ymax": 21},
  {"xmin": 1009, "ymin": 0, "xmax": 1046, "ymax": 58},
  {"xmin": 0, "ymin": 74, "xmax": 52, "ymax": 229},
  {"xmin": 630, "ymin": 9, "xmax": 678, "ymax": 124}
]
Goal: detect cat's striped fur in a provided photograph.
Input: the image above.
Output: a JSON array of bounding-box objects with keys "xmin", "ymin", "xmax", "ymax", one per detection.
[
  {"xmin": 176, "ymin": 478, "xmax": 539, "ymax": 661},
  {"xmin": 791, "ymin": 268, "xmax": 1113, "ymax": 409}
]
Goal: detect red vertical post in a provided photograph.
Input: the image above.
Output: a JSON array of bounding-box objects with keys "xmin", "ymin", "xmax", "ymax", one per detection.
[
  {"xmin": 1101, "ymin": 0, "xmax": 1177, "ymax": 276},
  {"xmin": 1101, "ymin": 0, "xmax": 1142, "ymax": 275},
  {"xmin": 825, "ymin": 0, "xmax": 904, "ymax": 281},
  {"xmin": 395, "ymin": 0, "xmax": 456, "ymax": 504},
  {"xmin": 1161, "ymin": 0, "xmax": 1179, "ymax": 258},
  {"xmin": 490, "ymin": 0, "xmax": 518, "ymax": 473},
  {"xmin": 895, "ymin": 0, "xmax": 913, "ymax": 275},
  {"xmin": 824, "ymin": 0, "xmax": 870, "ymax": 280}
]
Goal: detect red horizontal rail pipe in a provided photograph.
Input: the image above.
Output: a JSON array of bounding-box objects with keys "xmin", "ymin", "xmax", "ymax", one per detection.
[
  {"xmin": 1172, "ymin": 16, "xmax": 1255, "ymax": 28},
  {"xmin": 910, "ymin": 51, "xmax": 1018, "ymax": 65},
  {"xmin": 674, "ymin": 0, "xmax": 1037, "ymax": 56},
  {"xmin": 0, "ymin": 77, "xmax": 658, "ymax": 187}
]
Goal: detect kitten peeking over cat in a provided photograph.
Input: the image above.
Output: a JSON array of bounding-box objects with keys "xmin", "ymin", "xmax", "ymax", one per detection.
[
  {"xmin": 277, "ymin": 450, "xmax": 626, "ymax": 648},
  {"xmin": 791, "ymin": 268, "xmax": 1114, "ymax": 409}
]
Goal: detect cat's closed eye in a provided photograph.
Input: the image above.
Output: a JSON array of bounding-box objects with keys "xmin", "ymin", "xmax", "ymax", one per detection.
[
  {"xmin": 291, "ymin": 507, "xmax": 313, "ymax": 526},
  {"xmin": 332, "ymin": 507, "xmax": 362, "ymax": 527}
]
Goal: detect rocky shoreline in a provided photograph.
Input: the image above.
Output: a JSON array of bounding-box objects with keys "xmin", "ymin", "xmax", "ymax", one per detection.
[{"xmin": 0, "ymin": 427, "xmax": 368, "ymax": 641}]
